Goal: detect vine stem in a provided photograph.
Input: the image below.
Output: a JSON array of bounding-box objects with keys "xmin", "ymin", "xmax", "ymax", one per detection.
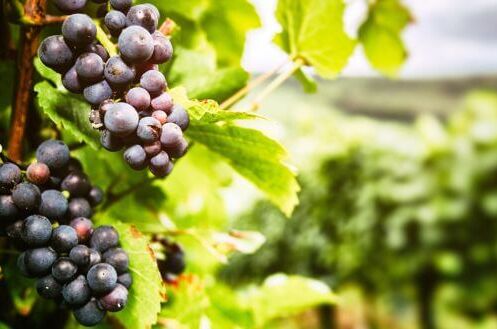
[
  {"xmin": 7, "ymin": 0, "xmax": 48, "ymax": 161},
  {"xmin": 219, "ymin": 59, "xmax": 289, "ymax": 111},
  {"xmin": 249, "ymin": 58, "xmax": 305, "ymax": 112}
]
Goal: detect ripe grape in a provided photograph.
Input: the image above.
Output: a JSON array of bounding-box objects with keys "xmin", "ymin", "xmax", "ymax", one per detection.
[
  {"xmin": 6, "ymin": 220, "xmax": 24, "ymax": 249},
  {"xmin": 0, "ymin": 163, "xmax": 22, "ymax": 192},
  {"xmin": 12, "ymin": 182, "xmax": 41, "ymax": 212},
  {"xmin": 87, "ymin": 263, "xmax": 117, "ymax": 294},
  {"xmin": 143, "ymin": 141, "xmax": 162, "ymax": 157},
  {"xmin": 98, "ymin": 284, "xmax": 128, "ymax": 312},
  {"xmin": 74, "ymin": 299, "xmax": 106, "ymax": 326},
  {"xmin": 151, "ymin": 93, "xmax": 173, "ymax": 113},
  {"xmin": 88, "ymin": 187, "xmax": 104, "ymax": 206},
  {"xmin": 126, "ymin": 4, "xmax": 159, "ymax": 33},
  {"xmin": 62, "ymin": 65, "xmax": 84, "ymax": 93},
  {"xmin": 104, "ymin": 56, "xmax": 136, "ymax": 87},
  {"xmin": 84, "ymin": 80, "xmax": 113, "ymax": 105},
  {"xmin": 90, "ymin": 226, "xmax": 119, "ymax": 253},
  {"xmin": 75, "ymin": 53, "xmax": 104, "ymax": 83},
  {"xmin": 37, "ymin": 275, "xmax": 63, "ymax": 299},
  {"xmin": 0, "ymin": 195, "xmax": 19, "ymax": 221},
  {"xmin": 166, "ymin": 138, "xmax": 188, "ymax": 159},
  {"xmin": 125, "ymin": 87, "xmax": 150, "ymax": 111},
  {"xmin": 62, "ymin": 14, "xmax": 96, "ymax": 47},
  {"xmin": 38, "ymin": 35, "xmax": 74, "ymax": 73},
  {"xmin": 105, "ymin": 10, "xmax": 127, "ymax": 37},
  {"xmin": 100, "ymin": 130, "xmax": 124, "ymax": 152},
  {"xmin": 137, "ymin": 117, "xmax": 161, "ymax": 143},
  {"xmin": 70, "ymin": 217, "xmax": 94, "ymax": 243},
  {"xmin": 117, "ymin": 273, "xmax": 132, "ymax": 289},
  {"xmin": 123, "ymin": 145, "xmax": 147, "ymax": 170},
  {"xmin": 118, "ymin": 26, "xmax": 154, "ymax": 63},
  {"xmin": 103, "ymin": 248, "xmax": 129, "ymax": 274},
  {"xmin": 36, "ymin": 140, "xmax": 70, "ymax": 171},
  {"xmin": 39, "ymin": 190, "xmax": 69, "ymax": 221},
  {"xmin": 160, "ymin": 123, "xmax": 183, "ymax": 148},
  {"xmin": 26, "ymin": 162, "xmax": 51, "ymax": 186},
  {"xmin": 149, "ymin": 151, "xmax": 170, "ymax": 177},
  {"xmin": 140, "ymin": 70, "xmax": 166, "ymax": 96},
  {"xmin": 110, "ymin": 0, "xmax": 132, "ymax": 12},
  {"xmin": 104, "ymin": 102, "xmax": 139, "ymax": 137},
  {"xmin": 68, "ymin": 198, "xmax": 93, "ymax": 219},
  {"xmin": 134, "ymin": 62, "xmax": 158, "ymax": 82},
  {"xmin": 167, "ymin": 104, "xmax": 190, "ymax": 131},
  {"xmin": 51, "ymin": 225, "xmax": 79, "ymax": 253},
  {"xmin": 24, "ymin": 247, "xmax": 58, "ymax": 276},
  {"xmin": 69, "ymin": 244, "xmax": 91, "ymax": 267},
  {"xmin": 52, "ymin": 257, "xmax": 78, "ymax": 282},
  {"xmin": 21, "ymin": 215, "xmax": 52, "ymax": 247},
  {"xmin": 84, "ymin": 43, "xmax": 109, "ymax": 62},
  {"xmin": 150, "ymin": 31, "xmax": 173, "ymax": 64},
  {"xmin": 63, "ymin": 275, "xmax": 92, "ymax": 306},
  {"xmin": 54, "ymin": 0, "xmax": 87, "ymax": 13},
  {"xmin": 163, "ymin": 244, "xmax": 186, "ymax": 275}
]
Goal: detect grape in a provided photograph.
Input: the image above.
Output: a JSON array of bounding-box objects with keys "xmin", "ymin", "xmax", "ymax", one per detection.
[
  {"xmin": 12, "ymin": 183, "xmax": 41, "ymax": 212},
  {"xmin": 167, "ymin": 104, "xmax": 190, "ymax": 131},
  {"xmin": 150, "ymin": 31, "xmax": 173, "ymax": 64},
  {"xmin": 134, "ymin": 62, "xmax": 158, "ymax": 82},
  {"xmin": 52, "ymin": 257, "xmax": 78, "ymax": 282},
  {"xmin": 117, "ymin": 273, "xmax": 132, "ymax": 289},
  {"xmin": 61, "ymin": 172, "xmax": 91, "ymax": 197},
  {"xmin": 163, "ymin": 243, "xmax": 186, "ymax": 275},
  {"xmin": 24, "ymin": 247, "xmax": 58, "ymax": 277},
  {"xmin": 6, "ymin": 220, "xmax": 24, "ymax": 249},
  {"xmin": 62, "ymin": 14, "xmax": 96, "ymax": 48},
  {"xmin": 118, "ymin": 26, "xmax": 154, "ymax": 64},
  {"xmin": 149, "ymin": 151, "xmax": 170, "ymax": 178},
  {"xmin": 0, "ymin": 163, "xmax": 22, "ymax": 192},
  {"xmin": 125, "ymin": 87, "xmax": 150, "ymax": 111},
  {"xmin": 20, "ymin": 215, "xmax": 52, "ymax": 246},
  {"xmin": 104, "ymin": 56, "xmax": 136, "ymax": 87},
  {"xmin": 84, "ymin": 80, "xmax": 113, "ymax": 105},
  {"xmin": 36, "ymin": 140, "xmax": 70, "ymax": 171},
  {"xmin": 137, "ymin": 117, "xmax": 161, "ymax": 143},
  {"xmin": 51, "ymin": 225, "xmax": 79, "ymax": 253},
  {"xmin": 75, "ymin": 53, "xmax": 104, "ymax": 83},
  {"xmin": 140, "ymin": 70, "xmax": 166, "ymax": 96},
  {"xmin": 74, "ymin": 299, "xmax": 106, "ymax": 327},
  {"xmin": 25, "ymin": 163, "xmax": 50, "ymax": 186},
  {"xmin": 0, "ymin": 195, "xmax": 19, "ymax": 221},
  {"xmin": 100, "ymin": 130, "xmax": 124, "ymax": 152},
  {"xmin": 84, "ymin": 43, "xmax": 109, "ymax": 62},
  {"xmin": 70, "ymin": 217, "xmax": 93, "ymax": 243},
  {"xmin": 37, "ymin": 275, "xmax": 63, "ymax": 299},
  {"xmin": 39, "ymin": 190, "xmax": 69, "ymax": 221},
  {"xmin": 38, "ymin": 35, "xmax": 74, "ymax": 73},
  {"xmin": 90, "ymin": 226, "xmax": 119, "ymax": 253},
  {"xmin": 110, "ymin": 0, "xmax": 132, "ymax": 12},
  {"xmin": 126, "ymin": 4, "xmax": 159, "ymax": 33},
  {"xmin": 98, "ymin": 284, "xmax": 128, "ymax": 312},
  {"xmin": 88, "ymin": 187, "xmax": 104, "ymax": 206},
  {"xmin": 87, "ymin": 249, "xmax": 102, "ymax": 270},
  {"xmin": 63, "ymin": 275, "xmax": 92, "ymax": 306},
  {"xmin": 104, "ymin": 10, "xmax": 127, "ymax": 37},
  {"xmin": 70, "ymin": 244, "xmax": 91, "ymax": 267},
  {"xmin": 160, "ymin": 123, "xmax": 183, "ymax": 148},
  {"xmin": 150, "ymin": 111, "xmax": 167, "ymax": 126},
  {"xmin": 143, "ymin": 141, "xmax": 162, "ymax": 157},
  {"xmin": 87, "ymin": 263, "xmax": 117, "ymax": 294},
  {"xmin": 166, "ymin": 138, "xmax": 188, "ymax": 159},
  {"xmin": 54, "ymin": 0, "xmax": 87, "ymax": 13},
  {"xmin": 123, "ymin": 145, "xmax": 147, "ymax": 170},
  {"xmin": 62, "ymin": 65, "xmax": 84, "ymax": 94},
  {"xmin": 103, "ymin": 248, "xmax": 129, "ymax": 274},
  {"xmin": 68, "ymin": 198, "xmax": 93, "ymax": 219},
  {"xmin": 104, "ymin": 102, "xmax": 139, "ymax": 137},
  {"xmin": 151, "ymin": 93, "xmax": 173, "ymax": 114}
]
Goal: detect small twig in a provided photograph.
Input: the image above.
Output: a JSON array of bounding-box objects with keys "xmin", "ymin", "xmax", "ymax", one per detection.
[
  {"xmin": 219, "ymin": 59, "xmax": 289, "ymax": 111},
  {"xmin": 158, "ymin": 18, "xmax": 177, "ymax": 36},
  {"xmin": 249, "ymin": 58, "xmax": 305, "ymax": 112},
  {"xmin": 95, "ymin": 23, "xmax": 118, "ymax": 56}
]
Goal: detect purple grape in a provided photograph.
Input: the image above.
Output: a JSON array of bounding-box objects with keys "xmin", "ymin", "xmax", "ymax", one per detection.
[
  {"xmin": 98, "ymin": 284, "xmax": 128, "ymax": 312},
  {"xmin": 36, "ymin": 140, "xmax": 70, "ymax": 171},
  {"xmin": 38, "ymin": 35, "xmax": 74, "ymax": 73},
  {"xmin": 110, "ymin": 0, "xmax": 132, "ymax": 12},
  {"xmin": 150, "ymin": 31, "xmax": 173, "ymax": 64},
  {"xmin": 149, "ymin": 151, "xmax": 170, "ymax": 177},
  {"xmin": 54, "ymin": 0, "xmax": 87, "ymax": 13},
  {"xmin": 39, "ymin": 190, "xmax": 68, "ymax": 220},
  {"xmin": 62, "ymin": 65, "xmax": 84, "ymax": 93},
  {"xmin": 160, "ymin": 123, "xmax": 183, "ymax": 148},
  {"xmin": 68, "ymin": 198, "xmax": 93, "ymax": 219},
  {"xmin": 123, "ymin": 145, "xmax": 147, "ymax": 170},
  {"xmin": 140, "ymin": 70, "xmax": 166, "ymax": 96},
  {"xmin": 100, "ymin": 130, "xmax": 124, "ymax": 152},
  {"xmin": 125, "ymin": 4, "xmax": 159, "ymax": 33},
  {"xmin": 104, "ymin": 56, "xmax": 136, "ymax": 87},
  {"xmin": 75, "ymin": 53, "xmax": 104, "ymax": 83},
  {"xmin": 137, "ymin": 117, "xmax": 161, "ymax": 143},
  {"xmin": 0, "ymin": 163, "xmax": 22, "ymax": 193},
  {"xmin": 166, "ymin": 138, "xmax": 188, "ymax": 159},
  {"xmin": 12, "ymin": 182, "xmax": 41, "ymax": 212},
  {"xmin": 150, "ymin": 93, "xmax": 173, "ymax": 113},
  {"xmin": 84, "ymin": 80, "xmax": 113, "ymax": 105},
  {"xmin": 104, "ymin": 10, "xmax": 127, "ymax": 37},
  {"xmin": 0, "ymin": 196, "xmax": 19, "ymax": 221},
  {"xmin": 104, "ymin": 102, "xmax": 139, "ymax": 137},
  {"xmin": 70, "ymin": 217, "xmax": 93, "ymax": 243},
  {"xmin": 167, "ymin": 104, "xmax": 190, "ymax": 131},
  {"xmin": 73, "ymin": 299, "xmax": 106, "ymax": 326},
  {"xmin": 134, "ymin": 62, "xmax": 158, "ymax": 82},
  {"xmin": 143, "ymin": 141, "xmax": 162, "ymax": 157},
  {"xmin": 118, "ymin": 26, "xmax": 154, "ymax": 64},
  {"xmin": 84, "ymin": 43, "xmax": 109, "ymax": 62},
  {"xmin": 62, "ymin": 14, "xmax": 96, "ymax": 47},
  {"xmin": 125, "ymin": 87, "xmax": 151, "ymax": 111}
]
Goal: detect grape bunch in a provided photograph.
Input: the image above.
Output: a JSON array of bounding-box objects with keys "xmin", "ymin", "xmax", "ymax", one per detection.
[
  {"xmin": 0, "ymin": 140, "xmax": 132, "ymax": 326},
  {"xmin": 156, "ymin": 238, "xmax": 185, "ymax": 283},
  {"xmin": 38, "ymin": 2, "xmax": 189, "ymax": 178}
]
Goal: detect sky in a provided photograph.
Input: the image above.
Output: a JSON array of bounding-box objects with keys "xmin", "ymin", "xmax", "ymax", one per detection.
[{"xmin": 243, "ymin": 0, "xmax": 497, "ymax": 78}]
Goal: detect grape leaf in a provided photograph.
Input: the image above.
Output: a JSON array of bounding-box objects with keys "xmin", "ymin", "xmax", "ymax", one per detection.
[
  {"xmin": 359, "ymin": 0, "xmax": 411, "ymax": 76},
  {"xmin": 34, "ymin": 81, "xmax": 100, "ymax": 149},
  {"xmin": 187, "ymin": 124, "xmax": 300, "ymax": 217},
  {"xmin": 275, "ymin": 0, "xmax": 356, "ymax": 78},
  {"xmin": 294, "ymin": 68, "xmax": 317, "ymax": 93},
  {"xmin": 111, "ymin": 223, "xmax": 165, "ymax": 329}
]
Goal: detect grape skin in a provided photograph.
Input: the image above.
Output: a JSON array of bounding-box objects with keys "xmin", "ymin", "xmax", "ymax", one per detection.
[
  {"xmin": 104, "ymin": 103, "xmax": 139, "ymax": 137},
  {"xmin": 125, "ymin": 87, "xmax": 151, "ymax": 111},
  {"xmin": 118, "ymin": 26, "xmax": 154, "ymax": 64},
  {"xmin": 140, "ymin": 70, "xmax": 166, "ymax": 96},
  {"xmin": 125, "ymin": 4, "xmax": 159, "ymax": 33},
  {"xmin": 54, "ymin": 0, "xmax": 87, "ymax": 13},
  {"xmin": 100, "ymin": 130, "xmax": 124, "ymax": 152},
  {"xmin": 151, "ymin": 93, "xmax": 173, "ymax": 113},
  {"xmin": 74, "ymin": 299, "xmax": 106, "ymax": 327},
  {"xmin": 167, "ymin": 104, "xmax": 190, "ymax": 131},
  {"xmin": 123, "ymin": 145, "xmax": 148, "ymax": 170},
  {"xmin": 38, "ymin": 35, "xmax": 74, "ymax": 73},
  {"xmin": 150, "ymin": 31, "xmax": 173, "ymax": 64},
  {"xmin": 137, "ymin": 117, "xmax": 161, "ymax": 143},
  {"xmin": 84, "ymin": 80, "xmax": 113, "ymax": 105},
  {"xmin": 62, "ymin": 14, "xmax": 96, "ymax": 47},
  {"xmin": 110, "ymin": 0, "xmax": 132, "ymax": 12},
  {"xmin": 105, "ymin": 10, "xmax": 127, "ymax": 37},
  {"xmin": 76, "ymin": 53, "xmax": 105, "ymax": 83},
  {"xmin": 62, "ymin": 65, "xmax": 84, "ymax": 94}
]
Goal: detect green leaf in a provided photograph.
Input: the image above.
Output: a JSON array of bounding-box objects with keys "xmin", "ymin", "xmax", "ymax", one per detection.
[
  {"xmin": 359, "ymin": 0, "xmax": 411, "ymax": 76},
  {"xmin": 0, "ymin": 322, "xmax": 10, "ymax": 329},
  {"xmin": 112, "ymin": 223, "xmax": 165, "ymax": 329},
  {"xmin": 187, "ymin": 124, "xmax": 300, "ymax": 217},
  {"xmin": 294, "ymin": 68, "xmax": 317, "ymax": 93},
  {"xmin": 4, "ymin": 256, "xmax": 38, "ymax": 316},
  {"xmin": 34, "ymin": 81, "xmax": 100, "ymax": 149},
  {"xmin": 275, "ymin": 0, "xmax": 356, "ymax": 78},
  {"xmin": 243, "ymin": 274, "xmax": 339, "ymax": 326},
  {"xmin": 34, "ymin": 57, "xmax": 62, "ymax": 87}
]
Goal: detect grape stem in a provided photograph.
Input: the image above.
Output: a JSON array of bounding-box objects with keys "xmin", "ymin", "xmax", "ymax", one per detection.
[
  {"xmin": 7, "ymin": 0, "xmax": 48, "ymax": 161},
  {"xmin": 219, "ymin": 59, "xmax": 289, "ymax": 111},
  {"xmin": 249, "ymin": 57, "xmax": 305, "ymax": 112},
  {"xmin": 96, "ymin": 23, "xmax": 118, "ymax": 57}
]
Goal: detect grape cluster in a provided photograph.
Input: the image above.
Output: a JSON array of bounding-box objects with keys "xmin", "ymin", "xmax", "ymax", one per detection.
[
  {"xmin": 38, "ymin": 2, "xmax": 189, "ymax": 178},
  {"xmin": 0, "ymin": 140, "xmax": 132, "ymax": 327},
  {"xmin": 156, "ymin": 238, "xmax": 185, "ymax": 283}
]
